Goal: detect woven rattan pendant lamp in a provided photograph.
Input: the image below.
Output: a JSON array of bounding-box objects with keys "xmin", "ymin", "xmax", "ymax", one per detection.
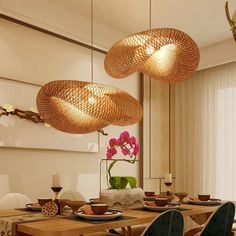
[
  {"xmin": 104, "ymin": 1, "xmax": 200, "ymax": 83},
  {"xmin": 36, "ymin": 80, "xmax": 143, "ymax": 134},
  {"xmin": 36, "ymin": 0, "xmax": 143, "ymax": 134}
]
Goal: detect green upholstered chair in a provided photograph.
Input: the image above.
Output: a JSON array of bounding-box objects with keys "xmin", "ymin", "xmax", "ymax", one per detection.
[
  {"xmin": 185, "ymin": 201, "xmax": 235, "ymax": 236},
  {"xmin": 141, "ymin": 210, "xmax": 184, "ymax": 236}
]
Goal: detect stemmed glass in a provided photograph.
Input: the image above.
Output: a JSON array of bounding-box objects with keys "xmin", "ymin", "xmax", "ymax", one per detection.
[
  {"xmin": 164, "ymin": 173, "xmax": 172, "ymax": 195},
  {"xmin": 51, "ymin": 187, "xmax": 63, "ymax": 214}
]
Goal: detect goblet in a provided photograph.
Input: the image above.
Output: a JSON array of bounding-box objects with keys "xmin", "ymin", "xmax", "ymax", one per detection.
[
  {"xmin": 65, "ymin": 200, "xmax": 85, "ymax": 215},
  {"xmin": 51, "ymin": 186, "xmax": 63, "ymax": 214},
  {"xmin": 175, "ymin": 192, "xmax": 188, "ymax": 203}
]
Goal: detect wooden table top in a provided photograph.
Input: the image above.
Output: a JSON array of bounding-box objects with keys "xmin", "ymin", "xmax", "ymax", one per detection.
[{"xmin": 0, "ymin": 204, "xmax": 222, "ymax": 236}]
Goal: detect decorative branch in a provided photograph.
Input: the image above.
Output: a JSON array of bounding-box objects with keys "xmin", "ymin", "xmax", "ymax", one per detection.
[
  {"xmin": 225, "ymin": 1, "xmax": 236, "ymax": 42},
  {"xmin": 0, "ymin": 105, "xmax": 108, "ymax": 135}
]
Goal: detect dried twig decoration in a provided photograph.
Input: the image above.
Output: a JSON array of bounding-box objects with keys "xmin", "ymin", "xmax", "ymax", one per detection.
[
  {"xmin": 0, "ymin": 105, "xmax": 44, "ymax": 123},
  {"xmin": 225, "ymin": 1, "xmax": 236, "ymax": 42},
  {"xmin": 0, "ymin": 105, "xmax": 108, "ymax": 135}
]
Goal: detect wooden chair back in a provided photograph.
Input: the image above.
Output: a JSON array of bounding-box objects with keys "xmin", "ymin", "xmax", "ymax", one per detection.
[
  {"xmin": 200, "ymin": 201, "xmax": 235, "ymax": 236},
  {"xmin": 142, "ymin": 209, "xmax": 184, "ymax": 236}
]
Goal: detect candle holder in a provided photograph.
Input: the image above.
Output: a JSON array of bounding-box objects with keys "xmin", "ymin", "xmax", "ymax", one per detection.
[{"xmin": 51, "ymin": 186, "xmax": 63, "ymax": 215}]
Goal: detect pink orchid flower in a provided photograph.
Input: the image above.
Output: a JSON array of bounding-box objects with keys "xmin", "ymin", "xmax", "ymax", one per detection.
[
  {"xmin": 120, "ymin": 131, "xmax": 130, "ymax": 142},
  {"xmin": 109, "ymin": 138, "xmax": 117, "ymax": 148},
  {"xmin": 121, "ymin": 147, "xmax": 130, "ymax": 156},
  {"xmin": 107, "ymin": 147, "xmax": 117, "ymax": 155},
  {"xmin": 129, "ymin": 136, "xmax": 136, "ymax": 145},
  {"xmin": 116, "ymin": 138, "xmax": 122, "ymax": 146},
  {"xmin": 106, "ymin": 153, "xmax": 112, "ymax": 160},
  {"xmin": 133, "ymin": 143, "xmax": 140, "ymax": 156}
]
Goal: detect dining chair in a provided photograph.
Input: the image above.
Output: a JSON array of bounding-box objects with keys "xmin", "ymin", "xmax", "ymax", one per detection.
[
  {"xmin": 0, "ymin": 193, "xmax": 32, "ymax": 209},
  {"xmin": 184, "ymin": 201, "xmax": 235, "ymax": 236},
  {"xmin": 141, "ymin": 210, "xmax": 184, "ymax": 236}
]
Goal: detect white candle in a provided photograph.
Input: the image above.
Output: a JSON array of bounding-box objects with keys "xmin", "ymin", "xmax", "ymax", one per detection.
[
  {"xmin": 164, "ymin": 173, "xmax": 172, "ymax": 183},
  {"xmin": 52, "ymin": 173, "xmax": 61, "ymax": 187}
]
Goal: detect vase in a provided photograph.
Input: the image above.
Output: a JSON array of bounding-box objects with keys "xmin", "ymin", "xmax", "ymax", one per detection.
[
  {"xmin": 107, "ymin": 159, "xmax": 137, "ymax": 189},
  {"xmin": 100, "ymin": 187, "xmax": 144, "ymax": 209}
]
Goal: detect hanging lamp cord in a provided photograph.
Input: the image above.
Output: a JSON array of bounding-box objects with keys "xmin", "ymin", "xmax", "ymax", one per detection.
[
  {"xmin": 149, "ymin": 0, "xmax": 152, "ymax": 30},
  {"xmin": 91, "ymin": 0, "xmax": 94, "ymax": 82}
]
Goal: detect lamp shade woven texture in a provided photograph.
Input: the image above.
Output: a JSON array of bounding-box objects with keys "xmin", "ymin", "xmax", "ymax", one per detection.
[
  {"xmin": 104, "ymin": 28, "xmax": 200, "ymax": 83},
  {"xmin": 36, "ymin": 80, "xmax": 143, "ymax": 134}
]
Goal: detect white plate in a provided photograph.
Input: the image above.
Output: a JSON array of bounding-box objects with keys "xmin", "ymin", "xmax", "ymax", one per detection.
[
  {"xmin": 25, "ymin": 203, "xmax": 42, "ymax": 211},
  {"xmin": 143, "ymin": 204, "xmax": 180, "ymax": 212},
  {"xmin": 187, "ymin": 199, "xmax": 222, "ymax": 205},
  {"xmin": 75, "ymin": 210, "xmax": 123, "ymax": 220}
]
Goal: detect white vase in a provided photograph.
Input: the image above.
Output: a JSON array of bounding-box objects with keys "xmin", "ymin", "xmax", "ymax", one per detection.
[{"xmin": 100, "ymin": 187, "xmax": 144, "ymax": 208}]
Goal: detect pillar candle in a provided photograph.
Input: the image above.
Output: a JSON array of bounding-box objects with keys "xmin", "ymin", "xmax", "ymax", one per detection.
[
  {"xmin": 52, "ymin": 173, "xmax": 61, "ymax": 187},
  {"xmin": 164, "ymin": 173, "xmax": 172, "ymax": 183}
]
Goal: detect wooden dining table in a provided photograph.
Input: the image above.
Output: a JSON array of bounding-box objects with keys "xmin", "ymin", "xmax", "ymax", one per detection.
[{"xmin": 0, "ymin": 203, "xmax": 223, "ymax": 236}]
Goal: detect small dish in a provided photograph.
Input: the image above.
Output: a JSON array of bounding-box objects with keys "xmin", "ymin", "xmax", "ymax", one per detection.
[
  {"xmin": 25, "ymin": 203, "xmax": 42, "ymax": 211},
  {"xmin": 76, "ymin": 210, "xmax": 123, "ymax": 220},
  {"xmin": 188, "ymin": 198, "xmax": 221, "ymax": 205}
]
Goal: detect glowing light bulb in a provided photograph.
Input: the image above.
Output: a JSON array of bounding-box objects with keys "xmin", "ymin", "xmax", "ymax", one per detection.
[
  {"xmin": 146, "ymin": 45, "xmax": 155, "ymax": 55},
  {"xmin": 88, "ymin": 96, "xmax": 96, "ymax": 104}
]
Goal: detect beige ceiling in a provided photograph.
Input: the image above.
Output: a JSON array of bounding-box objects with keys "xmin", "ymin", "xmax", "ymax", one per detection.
[{"xmin": 46, "ymin": 0, "xmax": 236, "ymax": 48}]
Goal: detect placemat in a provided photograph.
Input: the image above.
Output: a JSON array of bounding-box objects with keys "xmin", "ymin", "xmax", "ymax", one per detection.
[
  {"xmin": 64, "ymin": 215, "xmax": 136, "ymax": 224},
  {"xmin": 131, "ymin": 207, "xmax": 191, "ymax": 212}
]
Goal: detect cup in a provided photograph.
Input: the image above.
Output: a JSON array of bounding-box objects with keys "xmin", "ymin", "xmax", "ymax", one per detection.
[
  {"xmin": 198, "ymin": 194, "xmax": 210, "ymax": 201},
  {"xmin": 145, "ymin": 191, "xmax": 155, "ymax": 197},
  {"xmin": 91, "ymin": 204, "xmax": 108, "ymax": 215},
  {"xmin": 38, "ymin": 198, "xmax": 52, "ymax": 206},
  {"xmin": 154, "ymin": 198, "xmax": 169, "ymax": 207}
]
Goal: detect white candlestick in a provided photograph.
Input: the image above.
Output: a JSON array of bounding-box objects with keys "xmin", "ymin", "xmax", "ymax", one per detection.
[
  {"xmin": 52, "ymin": 174, "xmax": 61, "ymax": 187},
  {"xmin": 164, "ymin": 173, "xmax": 172, "ymax": 183}
]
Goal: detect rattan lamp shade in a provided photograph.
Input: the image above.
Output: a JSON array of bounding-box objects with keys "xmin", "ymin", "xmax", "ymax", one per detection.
[
  {"xmin": 104, "ymin": 28, "xmax": 200, "ymax": 83},
  {"xmin": 36, "ymin": 80, "xmax": 143, "ymax": 134}
]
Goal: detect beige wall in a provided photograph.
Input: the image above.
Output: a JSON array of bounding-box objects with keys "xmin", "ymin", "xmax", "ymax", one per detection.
[
  {"xmin": 143, "ymin": 76, "xmax": 172, "ymax": 194},
  {"xmin": 0, "ymin": 15, "xmax": 141, "ymax": 201},
  {"xmin": 199, "ymin": 39, "xmax": 236, "ymax": 70}
]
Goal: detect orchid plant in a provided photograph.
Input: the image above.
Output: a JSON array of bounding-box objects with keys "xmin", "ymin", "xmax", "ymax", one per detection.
[{"xmin": 106, "ymin": 131, "xmax": 140, "ymax": 189}]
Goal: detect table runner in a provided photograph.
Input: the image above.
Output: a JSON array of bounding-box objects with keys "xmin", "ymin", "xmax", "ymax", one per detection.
[{"xmin": 0, "ymin": 213, "xmax": 59, "ymax": 236}]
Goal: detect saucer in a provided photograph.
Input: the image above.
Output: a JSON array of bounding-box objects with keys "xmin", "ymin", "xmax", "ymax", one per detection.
[
  {"xmin": 187, "ymin": 198, "xmax": 222, "ymax": 205},
  {"xmin": 76, "ymin": 210, "xmax": 123, "ymax": 220},
  {"xmin": 25, "ymin": 203, "xmax": 42, "ymax": 211}
]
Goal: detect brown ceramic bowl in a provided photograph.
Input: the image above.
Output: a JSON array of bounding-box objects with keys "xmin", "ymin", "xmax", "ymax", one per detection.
[
  {"xmin": 198, "ymin": 194, "xmax": 210, "ymax": 201},
  {"xmin": 154, "ymin": 198, "xmax": 169, "ymax": 207},
  {"xmin": 145, "ymin": 191, "xmax": 155, "ymax": 197},
  {"xmin": 58, "ymin": 199, "xmax": 70, "ymax": 208},
  {"xmin": 65, "ymin": 200, "xmax": 85, "ymax": 212},
  {"xmin": 91, "ymin": 204, "xmax": 108, "ymax": 215},
  {"xmin": 38, "ymin": 198, "xmax": 52, "ymax": 206}
]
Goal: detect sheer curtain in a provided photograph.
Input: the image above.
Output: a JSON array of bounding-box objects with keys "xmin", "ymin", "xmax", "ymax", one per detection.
[{"xmin": 173, "ymin": 61, "xmax": 236, "ymax": 200}]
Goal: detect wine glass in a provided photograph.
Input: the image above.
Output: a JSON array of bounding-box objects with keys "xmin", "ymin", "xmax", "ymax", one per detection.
[{"xmin": 164, "ymin": 173, "xmax": 172, "ymax": 195}]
